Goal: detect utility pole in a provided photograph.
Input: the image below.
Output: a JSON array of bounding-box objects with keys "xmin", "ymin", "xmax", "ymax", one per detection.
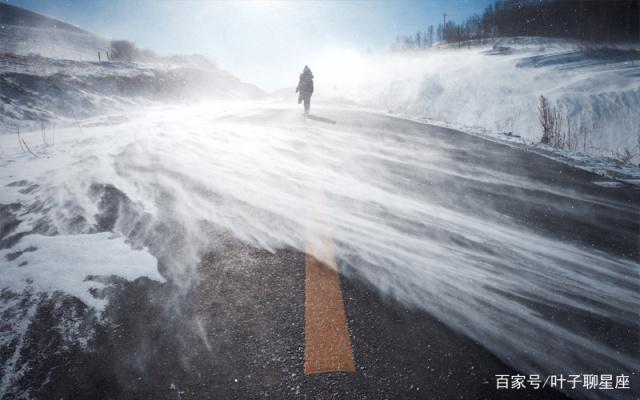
[{"xmin": 443, "ymin": 12, "xmax": 447, "ymax": 42}]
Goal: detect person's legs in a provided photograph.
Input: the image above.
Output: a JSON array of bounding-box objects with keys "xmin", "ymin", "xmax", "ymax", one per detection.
[{"xmin": 304, "ymin": 95, "xmax": 310, "ymax": 114}]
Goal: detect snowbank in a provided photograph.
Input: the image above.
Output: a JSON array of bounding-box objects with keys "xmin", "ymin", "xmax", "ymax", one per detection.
[{"xmin": 313, "ymin": 37, "xmax": 640, "ymax": 164}]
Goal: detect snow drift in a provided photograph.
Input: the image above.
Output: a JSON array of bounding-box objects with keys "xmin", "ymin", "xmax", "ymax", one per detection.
[{"xmin": 312, "ymin": 37, "xmax": 640, "ymax": 163}]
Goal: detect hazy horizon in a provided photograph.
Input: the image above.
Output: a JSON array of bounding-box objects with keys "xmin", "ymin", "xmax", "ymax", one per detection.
[{"xmin": 3, "ymin": 0, "xmax": 493, "ymax": 90}]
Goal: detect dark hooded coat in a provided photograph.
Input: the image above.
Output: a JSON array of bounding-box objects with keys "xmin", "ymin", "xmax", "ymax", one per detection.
[{"xmin": 296, "ymin": 66, "xmax": 314, "ymax": 96}]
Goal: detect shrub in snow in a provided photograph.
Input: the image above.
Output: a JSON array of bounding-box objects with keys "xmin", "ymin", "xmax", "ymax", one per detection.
[
  {"xmin": 109, "ymin": 40, "xmax": 137, "ymax": 62},
  {"xmin": 538, "ymin": 95, "xmax": 558, "ymax": 145}
]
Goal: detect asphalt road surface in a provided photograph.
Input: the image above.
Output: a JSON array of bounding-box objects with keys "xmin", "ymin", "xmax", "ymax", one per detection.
[{"xmin": 2, "ymin": 107, "xmax": 638, "ymax": 399}]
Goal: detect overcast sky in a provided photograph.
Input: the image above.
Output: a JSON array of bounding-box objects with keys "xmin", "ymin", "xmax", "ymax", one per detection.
[{"xmin": 5, "ymin": 0, "xmax": 493, "ymax": 90}]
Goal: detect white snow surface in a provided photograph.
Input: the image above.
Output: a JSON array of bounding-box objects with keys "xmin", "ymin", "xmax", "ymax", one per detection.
[
  {"xmin": 0, "ymin": 232, "xmax": 163, "ymax": 311},
  {"xmin": 311, "ymin": 37, "xmax": 640, "ymax": 164}
]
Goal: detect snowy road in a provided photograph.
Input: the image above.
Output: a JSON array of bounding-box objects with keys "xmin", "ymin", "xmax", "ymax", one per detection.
[{"xmin": 0, "ymin": 104, "xmax": 638, "ymax": 399}]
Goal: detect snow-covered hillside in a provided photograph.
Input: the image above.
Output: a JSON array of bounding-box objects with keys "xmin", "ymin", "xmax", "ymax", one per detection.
[
  {"xmin": 0, "ymin": 4, "xmax": 264, "ymax": 133},
  {"xmin": 0, "ymin": 53, "xmax": 265, "ymax": 132},
  {"xmin": 313, "ymin": 37, "xmax": 640, "ymax": 164},
  {"xmin": 0, "ymin": 3, "xmax": 111, "ymax": 61}
]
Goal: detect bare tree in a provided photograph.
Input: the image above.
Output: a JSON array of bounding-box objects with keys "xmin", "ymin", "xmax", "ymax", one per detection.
[
  {"xmin": 427, "ymin": 25, "xmax": 434, "ymax": 47},
  {"xmin": 538, "ymin": 95, "xmax": 562, "ymax": 146}
]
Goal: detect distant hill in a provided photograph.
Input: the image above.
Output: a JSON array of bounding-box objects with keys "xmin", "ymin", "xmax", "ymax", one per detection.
[
  {"xmin": 0, "ymin": 3, "xmax": 110, "ymax": 60},
  {"xmin": 0, "ymin": 4, "xmax": 266, "ymax": 131},
  {"xmin": 0, "ymin": 3, "xmax": 89, "ymax": 34}
]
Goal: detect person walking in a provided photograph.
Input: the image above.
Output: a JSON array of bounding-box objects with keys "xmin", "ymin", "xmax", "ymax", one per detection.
[{"xmin": 296, "ymin": 65, "xmax": 314, "ymax": 115}]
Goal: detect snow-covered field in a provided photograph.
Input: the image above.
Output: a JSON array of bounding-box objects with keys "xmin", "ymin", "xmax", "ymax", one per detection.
[{"xmin": 311, "ymin": 37, "xmax": 640, "ymax": 165}]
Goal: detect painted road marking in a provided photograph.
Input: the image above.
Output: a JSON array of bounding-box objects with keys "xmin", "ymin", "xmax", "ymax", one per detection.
[
  {"xmin": 304, "ymin": 249, "xmax": 356, "ymax": 375},
  {"xmin": 302, "ymin": 157, "xmax": 355, "ymax": 375}
]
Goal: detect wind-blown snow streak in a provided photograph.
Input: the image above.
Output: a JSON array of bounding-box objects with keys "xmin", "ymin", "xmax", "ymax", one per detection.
[{"xmin": 0, "ymin": 103, "xmax": 637, "ymax": 399}]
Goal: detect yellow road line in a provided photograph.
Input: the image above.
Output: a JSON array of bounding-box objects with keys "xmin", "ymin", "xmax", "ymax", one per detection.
[{"xmin": 304, "ymin": 249, "xmax": 356, "ymax": 375}]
